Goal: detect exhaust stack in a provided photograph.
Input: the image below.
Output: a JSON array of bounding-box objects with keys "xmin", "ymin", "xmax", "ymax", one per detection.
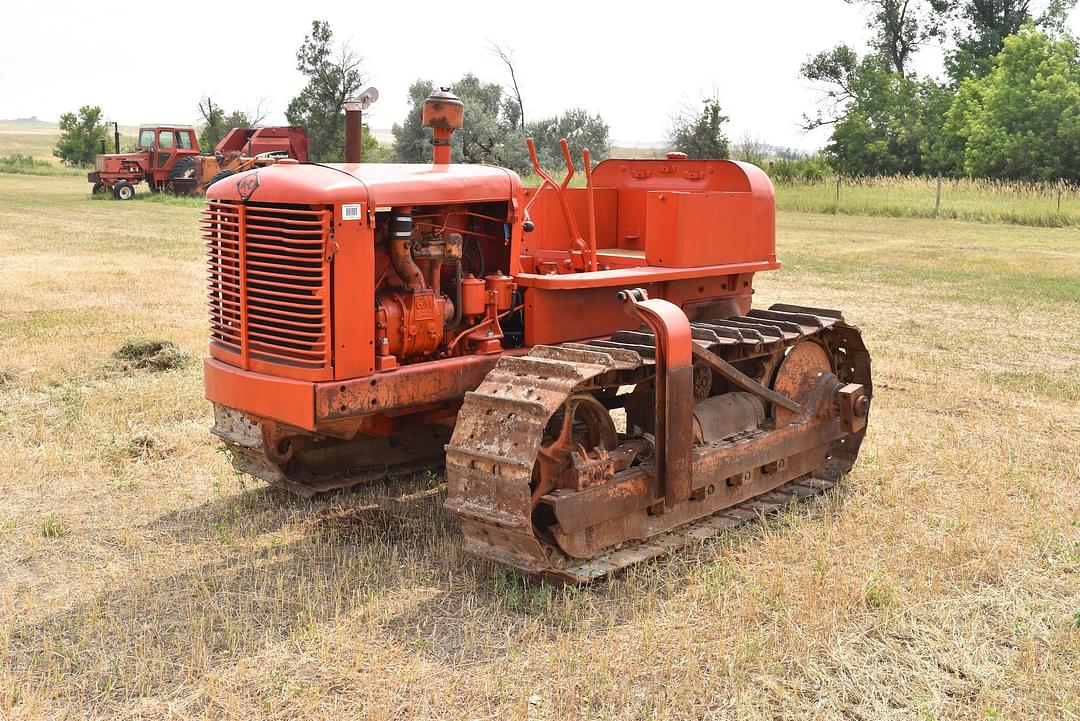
[
  {"xmin": 343, "ymin": 87, "xmax": 379, "ymax": 163},
  {"xmin": 113, "ymin": 122, "xmax": 120, "ymax": 154},
  {"xmin": 421, "ymin": 88, "xmax": 464, "ymax": 165}
]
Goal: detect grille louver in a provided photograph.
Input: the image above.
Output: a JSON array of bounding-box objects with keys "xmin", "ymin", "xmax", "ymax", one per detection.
[{"xmin": 203, "ymin": 200, "xmax": 332, "ymax": 379}]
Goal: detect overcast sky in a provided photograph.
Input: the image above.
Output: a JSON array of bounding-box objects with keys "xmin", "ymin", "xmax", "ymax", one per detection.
[{"xmin": 4, "ymin": 1, "xmax": 1079, "ymax": 151}]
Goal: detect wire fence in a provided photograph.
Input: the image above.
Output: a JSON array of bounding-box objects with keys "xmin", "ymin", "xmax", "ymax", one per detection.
[{"xmin": 774, "ymin": 174, "xmax": 1080, "ymax": 227}]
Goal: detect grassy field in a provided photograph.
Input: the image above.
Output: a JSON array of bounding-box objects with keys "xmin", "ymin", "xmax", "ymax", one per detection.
[
  {"xmin": 1, "ymin": 174, "xmax": 1079, "ymax": 720},
  {"xmin": 0, "ymin": 122, "xmax": 69, "ymax": 165},
  {"xmin": 0, "ymin": 121, "xmax": 139, "ymax": 177}
]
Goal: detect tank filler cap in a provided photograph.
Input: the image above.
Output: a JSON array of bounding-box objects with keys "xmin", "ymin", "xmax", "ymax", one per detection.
[
  {"xmin": 666, "ymin": 151, "xmax": 688, "ymax": 160},
  {"xmin": 275, "ymin": 158, "xmax": 299, "ymax": 165}
]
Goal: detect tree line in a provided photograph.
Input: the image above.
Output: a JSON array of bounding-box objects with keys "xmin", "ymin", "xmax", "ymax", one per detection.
[
  {"xmin": 50, "ymin": 20, "xmax": 752, "ymax": 172},
  {"xmin": 52, "ymin": 21, "xmax": 612, "ymax": 172},
  {"xmin": 803, "ymin": 0, "xmax": 1080, "ymax": 181},
  {"xmin": 55, "ymin": 7, "xmax": 1079, "ymax": 183}
]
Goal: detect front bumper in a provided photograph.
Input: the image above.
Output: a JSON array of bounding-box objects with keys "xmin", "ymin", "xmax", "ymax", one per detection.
[
  {"xmin": 204, "ymin": 358, "xmax": 315, "ymax": 431},
  {"xmin": 204, "ymin": 351, "xmax": 520, "ymax": 434}
]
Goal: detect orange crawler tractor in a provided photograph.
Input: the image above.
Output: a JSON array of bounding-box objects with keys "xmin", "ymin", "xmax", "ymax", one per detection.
[{"xmin": 203, "ymin": 89, "xmax": 872, "ymax": 582}]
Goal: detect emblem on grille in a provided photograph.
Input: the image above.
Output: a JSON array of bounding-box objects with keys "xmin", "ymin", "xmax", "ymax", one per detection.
[{"xmin": 237, "ymin": 173, "xmax": 260, "ymax": 201}]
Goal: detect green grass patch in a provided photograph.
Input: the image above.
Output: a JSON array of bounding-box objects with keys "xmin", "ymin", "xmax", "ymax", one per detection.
[
  {"xmin": 979, "ymin": 369, "xmax": 1080, "ymax": 401},
  {"xmin": 134, "ymin": 192, "xmax": 207, "ymax": 208},
  {"xmin": 86, "ymin": 187, "xmax": 207, "ymax": 206},
  {"xmin": 39, "ymin": 513, "xmax": 69, "ymax": 538},
  {"xmin": 780, "ymin": 248, "xmax": 1080, "ymax": 307},
  {"xmin": 0, "ymin": 154, "xmax": 82, "ymax": 177}
]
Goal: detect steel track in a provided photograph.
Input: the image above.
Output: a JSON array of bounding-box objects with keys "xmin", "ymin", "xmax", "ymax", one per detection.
[{"xmin": 446, "ymin": 303, "xmax": 871, "ymax": 583}]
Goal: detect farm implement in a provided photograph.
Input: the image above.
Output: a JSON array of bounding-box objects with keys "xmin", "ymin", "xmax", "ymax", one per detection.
[{"xmin": 89, "ymin": 125, "xmax": 308, "ymax": 199}]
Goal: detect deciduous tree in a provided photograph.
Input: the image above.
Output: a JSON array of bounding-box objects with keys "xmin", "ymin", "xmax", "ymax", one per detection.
[
  {"xmin": 197, "ymin": 96, "xmax": 268, "ymax": 151},
  {"xmin": 846, "ymin": 0, "xmax": 949, "ymax": 76},
  {"xmin": 526, "ymin": 108, "xmax": 610, "ymax": 170},
  {"xmin": 392, "ymin": 75, "xmax": 530, "ymax": 172},
  {"xmin": 940, "ymin": 0, "xmax": 1077, "ymax": 81},
  {"xmin": 667, "ymin": 97, "xmax": 730, "ymax": 160},
  {"xmin": 54, "ymin": 105, "xmax": 107, "ymax": 166},
  {"xmin": 942, "ymin": 25, "xmax": 1080, "ymax": 180}
]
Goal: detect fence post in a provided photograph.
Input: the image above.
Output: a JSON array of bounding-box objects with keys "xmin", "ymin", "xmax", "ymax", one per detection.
[
  {"xmin": 834, "ymin": 175, "xmax": 841, "ymax": 213},
  {"xmin": 1058, "ymin": 181, "xmax": 1063, "ymax": 213},
  {"xmin": 935, "ymin": 172, "xmax": 943, "ymax": 215}
]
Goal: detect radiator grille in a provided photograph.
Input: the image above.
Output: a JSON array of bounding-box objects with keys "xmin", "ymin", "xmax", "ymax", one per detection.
[{"xmin": 203, "ymin": 200, "xmax": 332, "ymax": 375}]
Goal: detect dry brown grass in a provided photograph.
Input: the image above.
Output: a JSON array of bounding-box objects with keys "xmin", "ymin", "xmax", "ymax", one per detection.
[
  {"xmin": 0, "ymin": 121, "xmax": 140, "ymax": 167},
  {"xmin": 1, "ymin": 174, "xmax": 1078, "ymax": 720}
]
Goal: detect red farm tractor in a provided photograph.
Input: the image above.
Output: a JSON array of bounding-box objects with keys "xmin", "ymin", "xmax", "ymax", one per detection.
[
  {"xmin": 89, "ymin": 125, "xmax": 308, "ymax": 199},
  {"xmin": 202, "ymin": 88, "xmax": 872, "ymax": 582}
]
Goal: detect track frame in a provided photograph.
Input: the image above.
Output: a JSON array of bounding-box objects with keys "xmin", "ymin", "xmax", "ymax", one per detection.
[{"xmin": 445, "ymin": 294, "xmax": 872, "ymax": 582}]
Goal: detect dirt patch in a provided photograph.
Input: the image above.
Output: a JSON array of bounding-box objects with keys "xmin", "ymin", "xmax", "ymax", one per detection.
[{"xmin": 110, "ymin": 338, "xmax": 189, "ymax": 372}]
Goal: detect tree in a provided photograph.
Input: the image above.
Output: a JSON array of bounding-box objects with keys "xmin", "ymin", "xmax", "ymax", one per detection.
[
  {"xmin": 197, "ymin": 96, "xmax": 268, "ymax": 151},
  {"xmin": 54, "ymin": 105, "xmax": 108, "ymax": 166},
  {"xmin": 732, "ymin": 132, "xmax": 771, "ymax": 166},
  {"xmin": 941, "ymin": 25, "xmax": 1080, "ymax": 180},
  {"xmin": 526, "ymin": 108, "xmax": 610, "ymax": 170},
  {"xmin": 391, "ymin": 80, "xmax": 437, "ymax": 164},
  {"xmin": 802, "ymin": 0, "xmax": 1078, "ymax": 178},
  {"xmin": 490, "ymin": 43, "xmax": 525, "ymax": 132},
  {"xmin": 668, "ymin": 97, "xmax": 730, "ymax": 159},
  {"xmin": 846, "ymin": 0, "xmax": 949, "ymax": 76},
  {"xmin": 829, "ymin": 73, "xmax": 951, "ymax": 174},
  {"xmin": 939, "ymin": 0, "xmax": 1077, "ymax": 82},
  {"xmin": 802, "ymin": 0, "xmax": 947, "ymax": 128},
  {"xmin": 803, "ymin": 43, "xmax": 952, "ymax": 175},
  {"xmin": 286, "ymin": 20, "xmax": 373, "ymax": 162},
  {"xmin": 392, "ymin": 75, "xmax": 530, "ymax": 172}
]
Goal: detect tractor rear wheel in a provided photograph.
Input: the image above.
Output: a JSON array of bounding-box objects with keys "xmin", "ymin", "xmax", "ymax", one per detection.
[
  {"xmin": 168, "ymin": 157, "xmax": 196, "ymax": 195},
  {"xmin": 112, "ymin": 181, "xmax": 135, "ymax": 200},
  {"xmin": 170, "ymin": 157, "xmax": 196, "ymax": 181},
  {"xmin": 209, "ymin": 169, "xmax": 235, "ymax": 186}
]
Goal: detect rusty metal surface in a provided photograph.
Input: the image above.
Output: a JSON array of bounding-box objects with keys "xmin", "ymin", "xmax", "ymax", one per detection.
[
  {"xmin": 444, "ymin": 348, "xmax": 627, "ymax": 571},
  {"xmin": 443, "ymin": 301, "xmax": 872, "ymax": 582},
  {"xmin": 617, "ymin": 288, "xmax": 695, "ymax": 508},
  {"xmin": 212, "ymin": 403, "xmax": 450, "ymax": 496},
  {"xmin": 691, "ymin": 343, "xmax": 805, "ymax": 414},
  {"xmin": 551, "ymin": 477, "xmax": 838, "ymax": 584},
  {"xmin": 315, "ymin": 351, "xmax": 526, "ymax": 424}
]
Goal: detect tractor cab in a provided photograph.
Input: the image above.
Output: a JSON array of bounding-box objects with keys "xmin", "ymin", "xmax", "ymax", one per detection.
[{"xmin": 134, "ymin": 126, "xmax": 200, "ymax": 173}]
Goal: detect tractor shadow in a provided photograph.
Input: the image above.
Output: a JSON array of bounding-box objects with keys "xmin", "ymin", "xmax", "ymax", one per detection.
[
  {"xmin": 7, "ymin": 475, "xmax": 462, "ymax": 703},
  {"xmin": 9, "ymin": 471, "xmax": 852, "ymax": 702},
  {"xmin": 144, "ymin": 470, "xmax": 448, "ymax": 544},
  {"xmin": 378, "ymin": 480, "xmax": 852, "ymax": 664}
]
